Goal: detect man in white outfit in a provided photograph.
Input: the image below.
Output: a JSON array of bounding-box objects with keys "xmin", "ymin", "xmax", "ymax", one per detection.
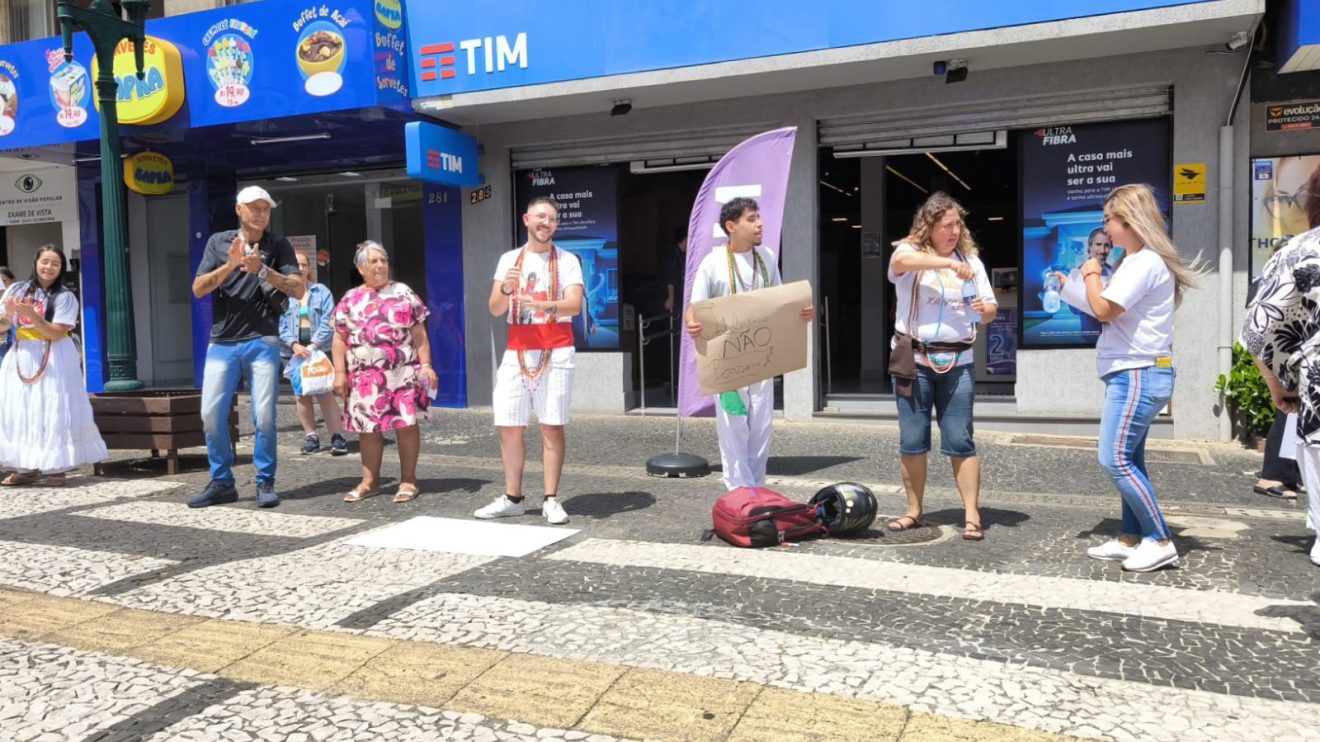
[
  {"xmin": 686, "ymin": 197, "xmax": 814, "ymax": 490},
  {"xmin": 475, "ymin": 197, "xmax": 584, "ymax": 524}
]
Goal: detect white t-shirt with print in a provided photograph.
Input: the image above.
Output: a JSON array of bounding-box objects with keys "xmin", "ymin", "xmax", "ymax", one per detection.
[
  {"xmin": 887, "ymin": 244, "xmax": 996, "ymax": 367},
  {"xmin": 690, "ymin": 245, "xmax": 783, "ymax": 303},
  {"xmin": 492, "ymin": 245, "xmax": 584, "ymax": 365},
  {"xmin": 1095, "ymin": 247, "xmax": 1175, "ymax": 377},
  {"xmin": 0, "ymin": 282, "xmax": 80, "ymax": 331}
]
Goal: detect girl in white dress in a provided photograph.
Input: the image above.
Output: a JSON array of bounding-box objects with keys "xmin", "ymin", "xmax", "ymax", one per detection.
[{"xmin": 0, "ymin": 246, "xmax": 107, "ymax": 486}]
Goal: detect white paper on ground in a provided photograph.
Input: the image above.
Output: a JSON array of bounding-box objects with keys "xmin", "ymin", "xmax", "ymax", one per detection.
[
  {"xmin": 345, "ymin": 516, "xmax": 578, "ymax": 557},
  {"xmin": 1280, "ymin": 412, "xmax": 1299, "ymax": 461}
]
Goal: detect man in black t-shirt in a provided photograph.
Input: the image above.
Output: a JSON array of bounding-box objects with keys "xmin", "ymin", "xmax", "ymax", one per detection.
[{"xmin": 189, "ymin": 186, "xmax": 304, "ymax": 509}]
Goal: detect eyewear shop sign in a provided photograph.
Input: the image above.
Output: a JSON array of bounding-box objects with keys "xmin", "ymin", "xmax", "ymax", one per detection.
[
  {"xmin": 1020, "ymin": 118, "xmax": 1170, "ymax": 348},
  {"xmin": 0, "ymin": 168, "xmax": 76, "ymax": 227},
  {"xmin": 513, "ymin": 165, "xmax": 621, "ymax": 351},
  {"xmin": 0, "ymin": 0, "xmax": 405, "ymax": 151},
  {"xmin": 1250, "ymin": 154, "xmax": 1320, "ymax": 280}
]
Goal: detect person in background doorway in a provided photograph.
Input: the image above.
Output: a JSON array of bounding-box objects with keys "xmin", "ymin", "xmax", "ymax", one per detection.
[
  {"xmin": 1059, "ymin": 183, "xmax": 1201, "ymax": 572},
  {"xmin": 0, "ymin": 246, "xmax": 106, "ymax": 486},
  {"xmin": 190, "ymin": 186, "xmax": 305, "ymax": 509},
  {"xmin": 1242, "ymin": 161, "xmax": 1320, "ymax": 567},
  {"xmin": 664, "ymin": 231, "xmax": 688, "ymax": 316},
  {"xmin": 281, "ymin": 251, "xmax": 347, "ymax": 457},
  {"xmin": 886, "ymin": 192, "xmax": 996, "ymax": 541},
  {"xmin": 0, "ymin": 266, "xmax": 14, "ymax": 366},
  {"xmin": 332, "ymin": 241, "xmax": 435, "ymax": 504},
  {"xmin": 477, "ymin": 197, "xmax": 583, "ymax": 525},
  {"xmin": 686, "ymin": 197, "xmax": 815, "ymax": 492}
]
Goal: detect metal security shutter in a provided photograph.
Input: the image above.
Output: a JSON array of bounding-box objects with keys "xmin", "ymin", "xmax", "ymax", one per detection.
[
  {"xmin": 509, "ymin": 122, "xmax": 774, "ymax": 170},
  {"xmin": 820, "ymin": 84, "xmax": 1172, "ymax": 154}
]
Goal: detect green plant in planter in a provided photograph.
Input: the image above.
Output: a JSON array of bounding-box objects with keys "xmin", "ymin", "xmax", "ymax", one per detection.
[{"xmin": 1214, "ymin": 343, "xmax": 1275, "ymax": 442}]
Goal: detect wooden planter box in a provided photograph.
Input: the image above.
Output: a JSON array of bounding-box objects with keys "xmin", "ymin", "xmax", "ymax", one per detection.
[{"xmin": 91, "ymin": 390, "xmax": 238, "ymax": 475}]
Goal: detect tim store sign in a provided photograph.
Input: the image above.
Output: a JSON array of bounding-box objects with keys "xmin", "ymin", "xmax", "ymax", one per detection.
[{"xmin": 417, "ymin": 33, "xmax": 527, "ymax": 83}]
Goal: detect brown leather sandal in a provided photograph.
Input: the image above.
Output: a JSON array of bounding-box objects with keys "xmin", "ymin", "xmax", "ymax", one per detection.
[
  {"xmin": 886, "ymin": 515, "xmax": 925, "ymax": 531},
  {"xmin": 963, "ymin": 522, "xmax": 985, "ymax": 541}
]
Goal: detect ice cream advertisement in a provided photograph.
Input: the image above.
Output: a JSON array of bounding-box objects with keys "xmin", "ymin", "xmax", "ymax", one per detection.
[
  {"xmin": 204, "ymin": 18, "xmax": 257, "ymax": 108},
  {"xmin": 294, "ymin": 9, "xmax": 349, "ymax": 97},
  {"xmin": 0, "ymin": 62, "xmax": 18, "ymax": 137},
  {"xmin": 47, "ymin": 51, "xmax": 89, "ymax": 129}
]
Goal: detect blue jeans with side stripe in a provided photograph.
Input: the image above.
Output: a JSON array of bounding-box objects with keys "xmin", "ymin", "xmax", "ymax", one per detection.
[{"xmin": 1098, "ymin": 366, "xmax": 1175, "ymax": 541}]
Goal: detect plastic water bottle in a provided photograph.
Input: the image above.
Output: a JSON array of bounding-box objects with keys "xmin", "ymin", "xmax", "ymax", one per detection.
[
  {"xmin": 1042, "ymin": 273, "xmax": 1061, "ymax": 314},
  {"xmin": 962, "ymin": 281, "xmax": 980, "ymax": 323}
]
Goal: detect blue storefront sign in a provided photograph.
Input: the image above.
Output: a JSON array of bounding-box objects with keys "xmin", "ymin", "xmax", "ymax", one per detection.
[
  {"xmin": 404, "ymin": 0, "xmax": 1213, "ymax": 97},
  {"xmin": 404, "ymin": 121, "xmax": 480, "ymax": 187},
  {"xmin": 0, "ymin": 0, "xmax": 410, "ymax": 153}
]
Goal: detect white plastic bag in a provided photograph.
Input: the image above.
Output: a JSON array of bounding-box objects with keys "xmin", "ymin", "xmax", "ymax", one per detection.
[{"xmin": 288, "ymin": 349, "xmax": 334, "ymax": 397}]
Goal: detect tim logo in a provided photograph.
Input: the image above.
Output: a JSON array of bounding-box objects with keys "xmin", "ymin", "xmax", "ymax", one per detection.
[
  {"xmin": 427, "ymin": 149, "xmax": 463, "ymax": 174},
  {"xmin": 419, "ymin": 33, "xmax": 527, "ymax": 82},
  {"xmin": 1034, "ymin": 126, "xmax": 1077, "ymax": 146}
]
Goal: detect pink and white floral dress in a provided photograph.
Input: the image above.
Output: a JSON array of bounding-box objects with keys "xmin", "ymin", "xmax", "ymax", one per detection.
[{"xmin": 332, "ymin": 282, "xmax": 430, "ymax": 433}]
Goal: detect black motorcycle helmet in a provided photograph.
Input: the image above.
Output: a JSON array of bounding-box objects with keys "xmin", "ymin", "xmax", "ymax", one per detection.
[{"xmin": 809, "ymin": 482, "xmax": 877, "ymax": 535}]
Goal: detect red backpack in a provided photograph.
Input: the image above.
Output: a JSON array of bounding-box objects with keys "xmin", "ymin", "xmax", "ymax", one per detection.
[{"xmin": 709, "ymin": 486, "xmax": 828, "ymax": 548}]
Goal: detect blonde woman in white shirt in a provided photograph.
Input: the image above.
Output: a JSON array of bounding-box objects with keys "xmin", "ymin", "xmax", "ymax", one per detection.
[{"xmin": 1058, "ymin": 184, "xmax": 1200, "ymax": 572}]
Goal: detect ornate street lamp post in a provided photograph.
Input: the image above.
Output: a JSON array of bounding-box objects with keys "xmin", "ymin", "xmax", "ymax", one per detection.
[{"xmin": 57, "ymin": 0, "xmax": 150, "ymax": 392}]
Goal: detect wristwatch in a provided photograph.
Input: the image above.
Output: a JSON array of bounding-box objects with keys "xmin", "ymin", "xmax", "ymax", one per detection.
[{"xmin": 258, "ymin": 265, "xmax": 269, "ymax": 281}]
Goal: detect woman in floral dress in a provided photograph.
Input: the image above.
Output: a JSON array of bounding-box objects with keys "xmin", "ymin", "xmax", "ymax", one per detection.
[{"xmin": 332, "ymin": 241, "xmax": 437, "ymax": 503}]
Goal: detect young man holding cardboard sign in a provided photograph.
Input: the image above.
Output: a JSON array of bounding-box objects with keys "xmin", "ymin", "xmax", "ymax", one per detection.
[{"xmin": 686, "ymin": 198, "xmax": 814, "ymax": 490}]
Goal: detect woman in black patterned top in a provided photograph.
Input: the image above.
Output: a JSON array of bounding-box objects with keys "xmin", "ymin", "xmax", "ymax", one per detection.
[{"xmin": 1240, "ymin": 162, "xmax": 1320, "ymax": 567}]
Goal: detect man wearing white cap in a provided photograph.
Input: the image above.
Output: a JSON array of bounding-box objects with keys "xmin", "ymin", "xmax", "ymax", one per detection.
[{"xmin": 189, "ymin": 186, "xmax": 304, "ymax": 509}]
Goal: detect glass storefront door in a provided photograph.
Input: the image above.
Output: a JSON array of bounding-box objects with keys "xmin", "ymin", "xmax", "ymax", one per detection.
[{"xmin": 242, "ymin": 168, "xmax": 425, "ymax": 303}]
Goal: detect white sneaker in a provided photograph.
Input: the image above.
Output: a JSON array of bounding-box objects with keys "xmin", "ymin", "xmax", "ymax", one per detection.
[
  {"xmin": 542, "ymin": 497, "xmax": 569, "ymax": 525},
  {"xmin": 1087, "ymin": 538, "xmax": 1137, "ymax": 562},
  {"xmin": 1310, "ymin": 537, "xmax": 1319, "ymax": 567},
  {"xmin": 474, "ymin": 495, "xmax": 525, "ymax": 520},
  {"xmin": 1121, "ymin": 539, "xmax": 1179, "ymax": 572}
]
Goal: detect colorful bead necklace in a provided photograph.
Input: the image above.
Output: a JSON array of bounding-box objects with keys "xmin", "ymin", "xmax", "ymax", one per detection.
[
  {"xmin": 512, "ymin": 246, "xmax": 559, "ymax": 385},
  {"xmin": 725, "ymin": 246, "xmax": 769, "ymax": 294}
]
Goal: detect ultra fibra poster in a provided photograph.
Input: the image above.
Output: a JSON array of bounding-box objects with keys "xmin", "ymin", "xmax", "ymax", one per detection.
[{"xmin": 1019, "ymin": 119, "xmax": 1170, "ymax": 348}]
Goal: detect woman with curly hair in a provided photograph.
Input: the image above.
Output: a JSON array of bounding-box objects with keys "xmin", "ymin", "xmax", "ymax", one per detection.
[
  {"xmin": 886, "ymin": 192, "xmax": 997, "ymax": 541},
  {"xmin": 1242, "ymin": 161, "xmax": 1320, "ymax": 567},
  {"xmin": 331, "ymin": 241, "xmax": 437, "ymax": 504},
  {"xmin": 1060, "ymin": 184, "xmax": 1202, "ymax": 572}
]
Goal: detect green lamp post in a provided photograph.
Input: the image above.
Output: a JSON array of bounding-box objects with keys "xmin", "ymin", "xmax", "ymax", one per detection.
[{"xmin": 57, "ymin": 0, "xmax": 150, "ymax": 392}]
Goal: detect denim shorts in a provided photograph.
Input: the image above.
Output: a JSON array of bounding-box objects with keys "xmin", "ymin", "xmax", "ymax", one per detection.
[{"xmin": 893, "ymin": 363, "xmax": 977, "ymax": 457}]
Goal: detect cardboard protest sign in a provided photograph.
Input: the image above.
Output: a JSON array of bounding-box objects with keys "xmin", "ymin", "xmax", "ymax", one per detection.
[{"xmin": 691, "ymin": 280, "xmax": 812, "ymax": 395}]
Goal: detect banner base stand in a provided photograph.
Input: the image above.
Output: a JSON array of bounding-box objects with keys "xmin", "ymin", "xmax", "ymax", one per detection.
[{"xmin": 646, "ymin": 452, "xmax": 710, "ymax": 478}]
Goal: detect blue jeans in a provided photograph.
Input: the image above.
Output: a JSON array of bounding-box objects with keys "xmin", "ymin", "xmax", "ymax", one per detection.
[
  {"xmin": 1099, "ymin": 366, "xmax": 1175, "ymax": 541},
  {"xmin": 202, "ymin": 337, "xmax": 280, "ymax": 486},
  {"xmin": 893, "ymin": 364, "xmax": 977, "ymax": 457}
]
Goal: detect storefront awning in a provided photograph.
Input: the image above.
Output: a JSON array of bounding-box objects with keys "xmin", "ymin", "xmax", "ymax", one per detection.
[{"xmin": 405, "ymin": 0, "xmax": 1263, "ymax": 125}]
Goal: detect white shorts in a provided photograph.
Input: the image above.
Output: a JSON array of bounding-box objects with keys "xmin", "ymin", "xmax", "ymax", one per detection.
[{"xmin": 492, "ymin": 348, "xmax": 575, "ymax": 427}]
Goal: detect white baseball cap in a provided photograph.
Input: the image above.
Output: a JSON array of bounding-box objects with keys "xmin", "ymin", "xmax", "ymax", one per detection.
[{"xmin": 236, "ymin": 186, "xmax": 277, "ymax": 207}]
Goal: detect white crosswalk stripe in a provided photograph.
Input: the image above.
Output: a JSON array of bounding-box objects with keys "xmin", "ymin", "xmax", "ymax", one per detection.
[
  {"xmin": 547, "ymin": 538, "xmax": 1312, "ymax": 634},
  {"xmin": 79, "ymin": 501, "xmax": 364, "ymax": 539}
]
